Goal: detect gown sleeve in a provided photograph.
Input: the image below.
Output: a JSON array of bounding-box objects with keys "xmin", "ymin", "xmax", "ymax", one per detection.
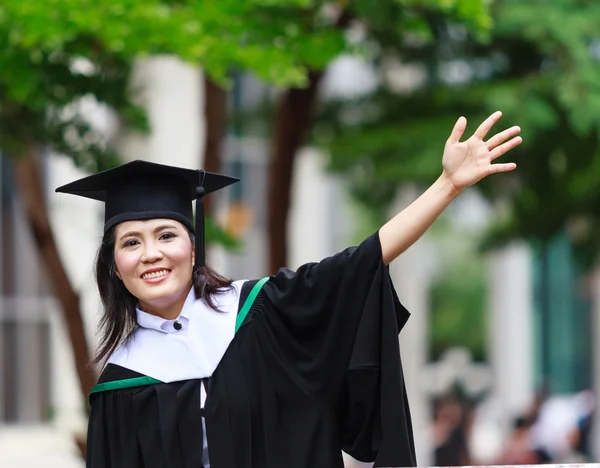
[
  {"xmin": 262, "ymin": 231, "xmax": 408, "ymax": 386},
  {"xmin": 261, "ymin": 230, "xmax": 416, "ymax": 466}
]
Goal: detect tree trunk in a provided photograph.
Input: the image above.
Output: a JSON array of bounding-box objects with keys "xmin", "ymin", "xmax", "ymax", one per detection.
[
  {"xmin": 265, "ymin": 8, "xmax": 352, "ymax": 274},
  {"xmin": 203, "ymin": 74, "xmax": 227, "ymax": 216},
  {"xmin": 13, "ymin": 151, "xmax": 96, "ymax": 404},
  {"xmin": 266, "ymin": 70, "xmax": 324, "ymax": 273}
]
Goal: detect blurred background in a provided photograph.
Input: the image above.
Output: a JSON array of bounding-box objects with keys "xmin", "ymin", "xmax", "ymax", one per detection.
[{"xmin": 1, "ymin": 0, "xmax": 599, "ymax": 466}]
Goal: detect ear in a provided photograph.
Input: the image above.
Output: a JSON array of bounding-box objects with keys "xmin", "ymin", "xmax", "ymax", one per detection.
[{"xmin": 115, "ymin": 268, "xmax": 122, "ymax": 280}]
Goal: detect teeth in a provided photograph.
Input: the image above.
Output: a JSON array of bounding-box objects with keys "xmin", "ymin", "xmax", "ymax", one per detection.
[{"xmin": 143, "ymin": 270, "xmax": 170, "ymax": 280}]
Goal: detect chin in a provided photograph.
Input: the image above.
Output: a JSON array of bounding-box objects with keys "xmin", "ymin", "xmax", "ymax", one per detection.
[
  {"xmin": 142, "ymin": 285, "xmax": 181, "ymax": 301},
  {"xmin": 135, "ymin": 282, "xmax": 188, "ymax": 304}
]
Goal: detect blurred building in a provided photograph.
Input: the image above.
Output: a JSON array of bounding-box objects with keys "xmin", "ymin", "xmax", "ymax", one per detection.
[
  {"xmin": 0, "ymin": 155, "xmax": 89, "ymax": 466},
  {"xmin": 0, "ymin": 156, "xmax": 52, "ymax": 425},
  {"xmin": 531, "ymin": 233, "xmax": 594, "ymax": 394}
]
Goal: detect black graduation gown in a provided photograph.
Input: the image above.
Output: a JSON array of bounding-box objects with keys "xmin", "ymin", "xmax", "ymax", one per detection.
[{"xmin": 86, "ymin": 231, "xmax": 417, "ymax": 468}]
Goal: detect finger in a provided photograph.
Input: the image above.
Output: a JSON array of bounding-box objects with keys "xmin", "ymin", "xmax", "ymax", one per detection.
[
  {"xmin": 474, "ymin": 111, "xmax": 502, "ymax": 140},
  {"xmin": 486, "ymin": 126, "xmax": 521, "ymax": 150},
  {"xmin": 487, "ymin": 162, "xmax": 517, "ymax": 175},
  {"xmin": 446, "ymin": 116, "xmax": 467, "ymax": 145},
  {"xmin": 490, "ymin": 136, "xmax": 523, "ymax": 160}
]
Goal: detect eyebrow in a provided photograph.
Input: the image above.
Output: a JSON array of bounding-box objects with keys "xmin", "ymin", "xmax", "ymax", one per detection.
[{"xmin": 119, "ymin": 224, "xmax": 178, "ymax": 241}]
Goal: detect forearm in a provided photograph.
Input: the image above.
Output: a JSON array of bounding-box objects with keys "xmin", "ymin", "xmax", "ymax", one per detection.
[{"xmin": 379, "ymin": 174, "xmax": 462, "ymax": 264}]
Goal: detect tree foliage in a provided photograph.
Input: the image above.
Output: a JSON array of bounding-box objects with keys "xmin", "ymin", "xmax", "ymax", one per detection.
[
  {"xmin": 0, "ymin": 0, "xmax": 337, "ymax": 166},
  {"xmin": 317, "ymin": 0, "xmax": 600, "ymax": 268},
  {"xmin": 430, "ymin": 257, "xmax": 487, "ymax": 361},
  {"xmin": 1, "ymin": 0, "xmax": 345, "ymax": 88},
  {"xmin": 0, "ymin": 0, "xmax": 490, "ymax": 159}
]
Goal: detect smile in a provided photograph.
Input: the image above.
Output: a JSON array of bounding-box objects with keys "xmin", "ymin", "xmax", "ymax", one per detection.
[{"xmin": 141, "ymin": 269, "xmax": 171, "ymax": 281}]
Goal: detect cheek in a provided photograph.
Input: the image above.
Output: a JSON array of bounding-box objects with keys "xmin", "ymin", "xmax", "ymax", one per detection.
[
  {"xmin": 170, "ymin": 243, "xmax": 194, "ymax": 270},
  {"xmin": 114, "ymin": 250, "xmax": 139, "ymax": 278}
]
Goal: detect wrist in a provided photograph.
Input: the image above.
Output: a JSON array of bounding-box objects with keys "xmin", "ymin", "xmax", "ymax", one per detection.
[{"xmin": 437, "ymin": 172, "xmax": 464, "ymax": 199}]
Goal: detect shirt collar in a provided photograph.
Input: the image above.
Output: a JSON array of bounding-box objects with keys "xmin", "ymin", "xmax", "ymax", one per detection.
[{"xmin": 136, "ymin": 287, "xmax": 196, "ymax": 333}]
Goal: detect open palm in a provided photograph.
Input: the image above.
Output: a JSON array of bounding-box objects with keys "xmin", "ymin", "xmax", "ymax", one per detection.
[{"xmin": 442, "ymin": 111, "xmax": 522, "ymax": 190}]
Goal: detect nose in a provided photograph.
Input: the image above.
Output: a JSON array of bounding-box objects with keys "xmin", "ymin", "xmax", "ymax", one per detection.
[{"xmin": 140, "ymin": 241, "xmax": 163, "ymax": 263}]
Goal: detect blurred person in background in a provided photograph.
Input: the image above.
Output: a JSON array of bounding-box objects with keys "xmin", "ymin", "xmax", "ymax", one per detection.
[
  {"xmin": 432, "ymin": 395, "xmax": 472, "ymax": 466},
  {"xmin": 56, "ymin": 112, "xmax": 521, "ymax": 468},
  {"xmin": 530, "ymin": 391, "xmax": 594, "ymax": 463},
  {"xmin": 572, "ymin": 389, "xmax": 595, "ymax": 460},
  {"xmin": 495, "ymin": 416, "xmax": 540, "ymax": 465}
]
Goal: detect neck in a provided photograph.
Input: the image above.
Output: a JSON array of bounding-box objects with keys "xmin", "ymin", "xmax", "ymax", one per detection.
[{"xmin": 139, "ymin": 286, "xmax": 192, "ymax": 320}]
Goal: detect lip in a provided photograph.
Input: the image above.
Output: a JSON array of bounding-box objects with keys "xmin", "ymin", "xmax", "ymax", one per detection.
[{"xmin": 140, "ymin": 268, "xmax": 172, "ymax": 284}]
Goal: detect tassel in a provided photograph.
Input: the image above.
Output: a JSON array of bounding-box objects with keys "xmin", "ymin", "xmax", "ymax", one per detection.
[{"xmin": 195, "ymin": 170, "xmax": 206, "ymax": 267}]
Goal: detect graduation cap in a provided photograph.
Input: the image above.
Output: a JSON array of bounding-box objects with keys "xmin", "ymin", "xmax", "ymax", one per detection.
[{"xmin": 55, "ymin": 160, "xmax": 239, "ymax": 267}]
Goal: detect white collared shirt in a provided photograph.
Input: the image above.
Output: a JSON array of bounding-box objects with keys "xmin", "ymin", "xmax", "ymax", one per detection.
[
  {"xmin": 107, "ymin": 280, "xmax": 247, "ymax": 383},
  {"xmin": 135, "ymin": 290, "xmax": 193, "ymax": 334}
]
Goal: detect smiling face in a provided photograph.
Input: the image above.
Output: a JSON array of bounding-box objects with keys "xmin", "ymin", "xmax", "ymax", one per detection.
[{"xmin": 113, "ymin": 218, "xmax": 194, "ymax": 319}]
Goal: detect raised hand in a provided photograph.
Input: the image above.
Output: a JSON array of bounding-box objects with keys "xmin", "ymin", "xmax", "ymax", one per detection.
[{"xmin": 441, "ymin": 111, "xmax": 522, "ymax": 191}]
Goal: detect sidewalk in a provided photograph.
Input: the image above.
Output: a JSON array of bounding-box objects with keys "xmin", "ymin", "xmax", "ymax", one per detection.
[{"xmin": 0, "ymin": 426, "xmax": 84, "ymax": 468}]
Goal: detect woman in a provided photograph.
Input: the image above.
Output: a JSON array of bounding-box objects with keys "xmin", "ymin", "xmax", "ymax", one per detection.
[{"xmin": 57, "ymin": 112, "xmax": 521, "ymax": 468}]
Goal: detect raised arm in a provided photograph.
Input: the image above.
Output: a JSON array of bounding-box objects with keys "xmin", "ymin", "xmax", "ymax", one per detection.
[{"xmin": 379, "ymin": 111, "xmax": 522, "ymax": 265}]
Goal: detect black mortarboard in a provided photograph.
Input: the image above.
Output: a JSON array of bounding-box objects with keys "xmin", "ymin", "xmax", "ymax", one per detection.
[{"xmin": 55, "ymin": 160, "xmax": 239, "ymax": 267}]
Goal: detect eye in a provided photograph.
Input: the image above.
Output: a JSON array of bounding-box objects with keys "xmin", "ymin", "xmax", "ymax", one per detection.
[
  {"xmin": 122, "ymin": 239, "xmax": 139, "ymax": 248},
  {"xmin": 159, "ymin": 232, "xmax": 176, "ymax": 241}
]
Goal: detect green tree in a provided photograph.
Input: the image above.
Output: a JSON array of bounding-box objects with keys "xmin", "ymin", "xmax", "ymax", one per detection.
[
  {"xmin": 192, "ymin": 0, "xmax": 492, "ymax": 273},
  {"xmin": 318, "ymin": 0, "xmax": 600, "ymax": 268},
  {"xmin": 260, "ymin": 0, "xmax": 491, "ymax": 273},
  {"xmin": 0, "ymin": 0, "xmax": 351, "ymax": 404}
]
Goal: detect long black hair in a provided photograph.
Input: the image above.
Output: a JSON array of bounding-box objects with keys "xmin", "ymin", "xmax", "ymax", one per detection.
[{"xmin": 93, "ymin": 225, "xmax": 233, "ymax": 365}]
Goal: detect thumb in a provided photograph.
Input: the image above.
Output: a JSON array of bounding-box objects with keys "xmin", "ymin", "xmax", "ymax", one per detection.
[{"xmin": 447, "ymin": 116, "xmax": 467, "ymax": 145}]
